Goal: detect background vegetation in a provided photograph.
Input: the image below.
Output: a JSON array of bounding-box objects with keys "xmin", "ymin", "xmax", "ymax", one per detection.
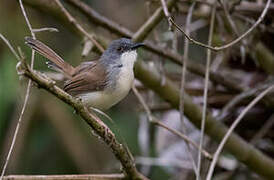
[{"xmin": 0, "ymin": 0, "xmax": 274, "ymax": 179}]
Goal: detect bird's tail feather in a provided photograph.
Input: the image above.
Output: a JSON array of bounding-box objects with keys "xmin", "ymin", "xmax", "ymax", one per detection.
[{"xmin": 25, "ymin": 37, "xmax": 75, "ymax": 77}]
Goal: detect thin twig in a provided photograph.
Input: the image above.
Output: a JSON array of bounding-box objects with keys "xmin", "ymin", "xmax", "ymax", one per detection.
[
  {"xmin": 0, "ymin": 34, "xmax": 20, "ymax": 61},
  {"xmin": 132, "ymin": 0, "xmax": 178, "ymax": 42},
  {"xmin": 197, "ymin": 3, "xmax": 216, "ymax": 180},
  {"xmin": 170, "ymin": 0, "xmax": 271, "ymax": 51},
  {"xmin": 132, "ymin": 85, "xmax": 212, "ymax": 160},
  {"xmin": 220, "ymin": 0, "xmax": 240, "ymax": 36},
  {"xmin": 0, "ymin": 36, "xmax": 22, "ymax": 178},
  {"xmin": 152, "ymin": 120, "xmax": 212, "ymax": 160},
  {"xmin": 54, "ymin": 0, "xmax": 104, "ymax": 53},
  {"xmin": 160, "ymin": 0, "xmax": 172, "ymax": 30},
  {"xmin": 2, "ymin": 174, "xmax": 124, "ymax": 180},
  {"xmin": 132, "ymin": 85, "xmax": 154, "ymax": 122},
  {"xmin": 219, "ymin": 0, "xmax": 247, "ymax": 63},
  {"xmin": 32, "ymin": 27, "xmax": 59, "ymax": 33},
  {"xmin": 0, "ymin": 0, "xmax": 36, "ymax": 178},
  {"xmin": 218, "ymin": 83, "xmax": 270, "ymax": 120},
  {"xmin": 206, "ymin": 84, "xmax": 274, "ymax": 180},
  {"xmin": 179, "ymin": 1, "xmax": 199, "ymax": 176}
]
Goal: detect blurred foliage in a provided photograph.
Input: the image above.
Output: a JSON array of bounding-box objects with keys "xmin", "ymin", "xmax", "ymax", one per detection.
[{"xmin": 1, "ymin": 0, "xmax": 274, "ymax": 180}]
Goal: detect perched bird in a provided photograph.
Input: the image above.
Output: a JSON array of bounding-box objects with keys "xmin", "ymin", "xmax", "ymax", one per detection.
[{"xmin": 25, "ymin": 37, "xmax": 144, "ymax": 110}]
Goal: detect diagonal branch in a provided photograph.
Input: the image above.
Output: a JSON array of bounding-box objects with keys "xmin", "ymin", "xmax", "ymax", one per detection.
[
  {"xmin": 132, "ymin": 86, "xmax": 212, "ymax": 160},
  {"xmin": 15, "ymin": 60, "xmax": 147, "ymax": 180},
  {"xmin": 206, "ymin": 84, "xmax": 274, "ymax": 180},
  {"xmin": 3, "ymin": 174, "xmax": 125, "ymax": 180}
]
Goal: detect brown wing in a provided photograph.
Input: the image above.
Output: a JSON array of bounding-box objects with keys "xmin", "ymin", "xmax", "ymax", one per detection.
[{"xmin": 63, "ymin": 61, "xmax": 107, "ymax": 95}]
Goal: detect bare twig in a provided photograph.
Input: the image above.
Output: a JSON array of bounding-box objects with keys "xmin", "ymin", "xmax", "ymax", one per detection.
[
  {"xmin": 160, "ymin": 0, "xmax": 172, "ymax": 30},
  {"xmin": 0, "ymin": 34, "xmax": 20, "ymax": 61},
  {"xmin": 179, "ymin": 2, "xmax": 199, "ymax": 176},
  {"xmin": 0, "ymin": 56, "xmax": 32, "ymax": 180},
  {"xmin": 132, "ymin": 86, "xmax": 212, "ymax": 160},
  {"xmin": 54, "ymin": 0, "xmax": 104, "ymax": 53},
  {"xmin": 219, "ymin": 0, "xmax": 247, "ymax": 63},
  {"xmin": 218, "ymin": 83, "xmax": 270, "ymax": 120},
  {"xmin": 132, "ymin": 85, "xmax": 154, "ymax": 123},
  {"xmin": 180, "ymin": 2, "xmax": 195, "ymax": 136},
  {"xmin": 0, "ymin": 35, "xmax": 23, "ymax": 179},
  {"xmin": 206, "ymin": 84, "xmax": 274, "ymax": 180},
  {"xmin": 32, "ymin": 27, "xmax": 59, "ymax": 33},
  {"xmin": 132, "ymin": 0, "xmax": 178, "ymax": 42},
  {"xmin": 0, "ymin": 0, "xmax": 36, "ymax": 178},
  {"xmin": 220, "ymin": 0, "xmax": 240, "ymax": 36},
  {"xmin": 2, "ymin": 174, "xmax": 124, "ymax": 180},
  {"xmin": 197, "ymin": 3, "xmax": 216, "ymax": 180},
  {"xmin": 152, "ymin": 120, "xmax": 212, "ymax": 160},
  {"xmin": 170, "ymin": 0, "xmax": 271, "ymax": 51}
]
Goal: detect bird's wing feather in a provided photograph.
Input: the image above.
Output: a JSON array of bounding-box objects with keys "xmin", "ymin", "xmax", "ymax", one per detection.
[{"xmin": 64, "ymin": 62, "xmax": 107, "ymax": 95}]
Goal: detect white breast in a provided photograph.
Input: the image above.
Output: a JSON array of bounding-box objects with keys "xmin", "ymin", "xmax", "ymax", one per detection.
[{"xmin": 79, "ymin": 50, "xmax": 137, "ymax": 110}]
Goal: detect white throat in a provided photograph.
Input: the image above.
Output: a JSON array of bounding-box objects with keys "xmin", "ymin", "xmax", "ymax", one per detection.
[{"xmin": 120, "ymin": 50, "xmax": 137, "ymax": 68}]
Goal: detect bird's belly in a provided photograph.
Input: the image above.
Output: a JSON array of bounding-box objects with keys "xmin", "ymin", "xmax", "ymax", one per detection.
[{"xmin": 78, "ymin": 68, "xmax": 134, "ymax": 110}]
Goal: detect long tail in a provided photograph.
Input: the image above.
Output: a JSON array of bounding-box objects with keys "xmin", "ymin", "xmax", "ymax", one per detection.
[{"xmin": 25, "ymin": 37, "xmax": 75, "ymax": 77}]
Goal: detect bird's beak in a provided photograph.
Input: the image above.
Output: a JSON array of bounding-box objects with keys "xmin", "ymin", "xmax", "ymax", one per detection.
[{"xmin": 131, "ymin": 42, "xmax": 145, "ymax": 50}]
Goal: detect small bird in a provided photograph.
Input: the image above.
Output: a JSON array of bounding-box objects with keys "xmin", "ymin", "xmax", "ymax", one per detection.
[{"xmin": 25, "ymin": 37, "xmax": 144, "ymax": 110}]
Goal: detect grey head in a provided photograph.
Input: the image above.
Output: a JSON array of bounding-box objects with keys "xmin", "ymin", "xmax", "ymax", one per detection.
[{"xmin": 100, "ymin": 38, "xmax": 144, "ymax": 65}]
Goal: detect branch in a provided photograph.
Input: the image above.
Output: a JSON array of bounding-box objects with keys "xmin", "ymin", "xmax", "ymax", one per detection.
[
  {"xmin": 170, "ymin": 0, "xmax": 271, "ymax": 51},
  {"xmin": 53, "ymin": 0, "xmax": 104, "ymax": 53},
  {"xmin": 206, "ymin": 84, "xmax": 274, "ymax": 180},
  {"xmin": 16, "ymin": 60, "xmax": 147, "ymax": 180},
  {"xmin": 160, "ymin": 0, "xmax": 172, "ymax": 29},
  {"xmin": 198, "ymin": 2, "xmax": 216, "ymax": 178},
  {"xmin": 132, "ymin": 86, "xmax": 212, "ymax": 160},
  {"xmin": 32, "ymin": 27, "xmax": 59, "ymax": 33},
  {"xmin": 2, "ymin": 174, "xmax": 124, "ymax": 180},
  {"xmin": 134, "ymin": 60, "xmax": 274, "ymax": 179},
  {"xmin": 132, "ymin": 0, "xmax": 178, "ymax": 42},
  {"xmin": 179, "ymin": 2, "xmax": 199, "ymax": 175}
]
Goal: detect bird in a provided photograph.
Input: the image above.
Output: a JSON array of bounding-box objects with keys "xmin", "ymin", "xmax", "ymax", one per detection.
[{"xmin": 25, "ymin": 37, "xmax": 144, "ymax": 110}]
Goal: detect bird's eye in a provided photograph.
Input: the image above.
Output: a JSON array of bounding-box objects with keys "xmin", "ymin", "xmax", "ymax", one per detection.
[{"xmin": 117, "ymin": 46, "xmax": 123, "ymax": 52}]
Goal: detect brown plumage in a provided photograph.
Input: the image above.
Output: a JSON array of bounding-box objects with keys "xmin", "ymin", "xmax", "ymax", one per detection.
[
  {"xmin": 25, "ymin": 37, "xmax": 108, "ymax": 96},
  {"xmin": 64, "ymin": 62, "xmax": 107, "ymax": 95}
]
